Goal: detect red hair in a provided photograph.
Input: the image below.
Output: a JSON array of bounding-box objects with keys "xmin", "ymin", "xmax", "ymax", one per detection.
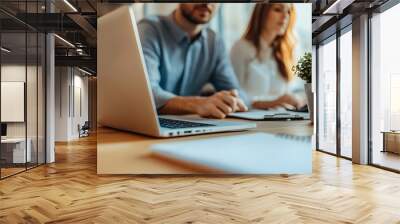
[{"xmin": 243, "ymin": 3, "xmax": 296, "ymax": 81}]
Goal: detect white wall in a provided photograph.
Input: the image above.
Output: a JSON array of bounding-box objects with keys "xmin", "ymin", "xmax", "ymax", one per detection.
[
  {"xmin": 1, "ymin": 65, "xmax": 40, "ymax": 138},
  {"xmin": 55, "ymin": 67, "xmax": 89, "ymax": 141},
  {"xmin": 71, "ymin": 73, "xmax": 89, "ymax": 138},
  {"xmin": 55, "ymin": 67, "xmax": 70, "ymax": 141},
  {"xmin": 75, "ymin": 73, "xmax": 89, "ymax": 122}
]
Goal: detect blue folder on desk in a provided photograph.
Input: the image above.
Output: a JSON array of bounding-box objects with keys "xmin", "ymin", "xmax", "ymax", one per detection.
[{"xmin": 150, "ymin": 133, "xmax": 312, "ymax": 174}]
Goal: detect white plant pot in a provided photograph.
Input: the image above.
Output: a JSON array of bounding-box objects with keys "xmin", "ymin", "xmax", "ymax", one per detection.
[{"xmin": 304, "ymin": 83, "xmax": 314, "ymax": 124}]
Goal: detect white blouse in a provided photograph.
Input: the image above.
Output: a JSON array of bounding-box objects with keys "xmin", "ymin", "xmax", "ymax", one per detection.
[{"xmin": 230, "ymin": 38, "xmax": 304, "ymax": 103}]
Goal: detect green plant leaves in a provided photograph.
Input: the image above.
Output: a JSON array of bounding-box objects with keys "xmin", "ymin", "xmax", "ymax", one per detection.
[{"xmin": 292, "ymin": 52, "xmax": 312, "ymax": 83}]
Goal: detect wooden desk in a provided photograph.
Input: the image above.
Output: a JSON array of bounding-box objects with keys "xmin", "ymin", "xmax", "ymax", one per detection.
[
  {"xmin": 1, "ymin": 138, "xmax": 32, "ymax": 165},
  {"xmin": 97, "ymin": 119, "xmax": 313, "ymax": 174},
  {"xmin": 382, "ymin": 131, "xmax": 400, "ymax": 154}
]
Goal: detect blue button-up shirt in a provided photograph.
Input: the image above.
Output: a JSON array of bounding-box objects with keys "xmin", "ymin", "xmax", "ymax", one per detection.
[{"xmin": 138, "ymin": 14, "xmax": 246, "ymax": 109}]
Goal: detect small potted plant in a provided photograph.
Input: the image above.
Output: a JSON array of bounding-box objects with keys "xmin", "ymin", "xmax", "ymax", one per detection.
[{"xmin": 293, "ymin": 52, "xmax": 313, "ymax": 124}]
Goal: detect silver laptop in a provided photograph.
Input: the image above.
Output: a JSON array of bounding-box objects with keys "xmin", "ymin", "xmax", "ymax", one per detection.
[{"xmin": 97, "ymin": 5, "xmax": 256, "ymax": 138}]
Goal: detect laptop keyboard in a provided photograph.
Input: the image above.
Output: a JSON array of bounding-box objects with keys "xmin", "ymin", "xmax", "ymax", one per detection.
[{"xmin": 159, "ymin": 118, "xmax": 215, "ymax": 129}]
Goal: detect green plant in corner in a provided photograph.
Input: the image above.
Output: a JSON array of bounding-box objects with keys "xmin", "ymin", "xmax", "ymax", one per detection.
[{"xmin": 292, "ymin": 52, "xmax": 312, "ymax": 83}]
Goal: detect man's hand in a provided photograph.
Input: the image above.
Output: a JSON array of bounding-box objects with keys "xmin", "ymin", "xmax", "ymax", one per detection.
[
  {"xmin": 159, "ymin": 89, "xmax": 248, "ymax": 119},
  {"xmin": 195, "ymin": 90, "xmax": 248, "ymax": 119}
]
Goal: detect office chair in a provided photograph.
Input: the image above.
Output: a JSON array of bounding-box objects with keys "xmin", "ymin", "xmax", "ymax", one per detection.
[{"xmin": 79, "ymin": 121, "xmax": 90, "ymax": 138}]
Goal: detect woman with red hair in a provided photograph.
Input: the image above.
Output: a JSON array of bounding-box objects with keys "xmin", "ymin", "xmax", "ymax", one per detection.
[{"xmin": 231, "ymin": 3, "xmax": 306, "ymax": 110}]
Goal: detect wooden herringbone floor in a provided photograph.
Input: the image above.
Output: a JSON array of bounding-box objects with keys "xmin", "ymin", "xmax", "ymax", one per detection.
[{"xmin": 1, "ymin": 134, "xmax": 400, "ymax": 224}]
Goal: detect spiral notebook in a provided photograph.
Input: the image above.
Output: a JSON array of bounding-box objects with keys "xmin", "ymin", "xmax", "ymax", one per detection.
[{"xmin": 150, "ymin": 132, "xmax": 312, "ymax": 174}]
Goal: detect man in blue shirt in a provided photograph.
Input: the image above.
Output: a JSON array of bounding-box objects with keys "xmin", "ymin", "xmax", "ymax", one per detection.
[{"xmin": 138, "ymin": 3, "xmax": 248, "ymax": 119}]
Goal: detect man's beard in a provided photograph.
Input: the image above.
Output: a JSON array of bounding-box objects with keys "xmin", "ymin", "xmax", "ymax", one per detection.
[{"xmin": 181, "ymin": 4, "xmax": 212, "ymax": 25}]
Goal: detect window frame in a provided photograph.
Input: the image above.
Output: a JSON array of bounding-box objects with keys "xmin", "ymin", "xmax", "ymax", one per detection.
[
  {"xmin": 367, "ymin": 0, "xmax": 400, "ymax": 173},
  {"xmin": 315, "ymin": 23, "xmax": 353, "ymax": 161}
]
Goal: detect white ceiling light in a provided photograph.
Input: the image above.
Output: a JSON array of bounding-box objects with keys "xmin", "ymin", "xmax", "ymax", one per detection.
[
  {"xmin": 76, "ymin": 48, "xmax": 85, "ymax": 55},
  {"xmin": 78, "ymin": 67, "xmax": 93, "ymax": 76},
  {"xmin": 63, "ymin": 0, "xmax": 78, "ymax": 12},
  {"xmin": 323, "ymin": 0, "xmax": 354, "ymax": 15},
  {"xmin": 54, "ymin": 34, "xmax": 75, "ymax": 48},
  {"xmin": 1, "ymin": 47, "xmax": 11, "ymax": 53}
]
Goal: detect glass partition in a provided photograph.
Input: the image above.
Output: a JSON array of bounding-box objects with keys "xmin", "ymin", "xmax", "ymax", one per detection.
[
  {"xmin": 0, "ymin": 1, "xmax": 46, "ymax": 179},
  {"xmin": 317, "ymin": 36, "xmax": 337, "ymax": 155},
  {"xmin": 0, "ymin": 31, "xmax": 28, "ymax": 177},
  {"xmin": 27, "ymin": 31, "xmax": 38, "ymax": 169},
  {"xmin": 370, "ymin": 3, "xmax": 400, "ymax": 171},
  {"xmin": 339, "ymin": 28, "xmax": 352, "ymax": 158},
  {"xmin": 38, "ymin": 32, "xmax": 46, "ymax": 165}
]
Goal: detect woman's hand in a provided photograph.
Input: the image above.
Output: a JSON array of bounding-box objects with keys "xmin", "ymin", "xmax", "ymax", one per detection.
[
  {"xmin": 252, "ymin": 94, "xmax": 305, "ymax": 110},
  {"xmin": 277, "ymin": 94, "xmax": 302, "ymax": 109}
]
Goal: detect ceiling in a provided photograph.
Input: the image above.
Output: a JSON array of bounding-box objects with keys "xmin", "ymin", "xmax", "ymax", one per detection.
[
  {"xmin": 0, "ymin": 0, "xmax": 97, "ymax": 73},
  {"xmin": 311, "ymin": 0, "xmax": 390, "ymax": 43},
  {"xmin": 1, "ymin": 0, "xmax": 396, "ymax": 74}
]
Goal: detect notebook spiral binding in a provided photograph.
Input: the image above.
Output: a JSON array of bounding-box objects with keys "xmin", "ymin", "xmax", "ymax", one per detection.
[{"xmin": 276, "ymin": 133, "xmax": 311, "ymax": 142}]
